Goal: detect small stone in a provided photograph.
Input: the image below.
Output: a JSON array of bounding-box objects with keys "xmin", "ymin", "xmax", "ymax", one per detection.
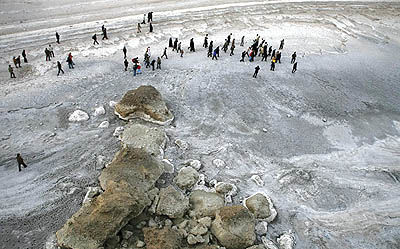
[
  {"xmin": 255, "ymin": 221, "xmax": 269, "ymax": 236},
  {"xmin": 175, "ymin": 139, "xmax": 189, "ymax": 150},
  {"xmin": 93, "ymin": 106, "xmax": 106, "ymax": 116},
  {"xmin": 187, "ymin": 159, "xmax": 202, "ymax": 171},
  {"xmin": 164, "ymin": 219, "xmax": 173, "ymax": 227},
  {"xmin": 262, "ymin": 128, "xmax": 268, "ymax": 132},
  {"xmin": 215, "ymin": 182, "xmax": 234, "ymax": 195},
  {"xmin": 212, "ymin": 159, "xmax": 226, "ymax": 168},
  {"xmin": 190, "ymin": 223, "xmax": 208, "ymax": 236},
  {"xmin": 113, "ymin": 126, "xmax": 124, "ymax": 137},
  {"xmin": 136, "ymin": 240, "xmax": 145, "ymax": 248},
  {"xmin": 98, "ymin": 121, "xmax": 109, "ymax": 128},
  {"xmin": 121, "ymin": 230, "xmax": 133, "ymax": 240},
  {"xmin": 251, "ymin": 175, "xmax": 264, "ymax": 186},
  {"xmin": 178, "ymin": 220, "xmax": 189, "ymax": 230},
  {"xmin": 287, "ymin": 114, "xmax": 292, "ymax": 118},
  {"xmin": 148, "ymin": 218, "xmax": 158, "ymax": 227},
  {"xmin": 109, "ymin": 101, "xmax": 117, "ymax": 107},
  {"xmin": 261, "ymin": 236, "xmax": 279, "ymax": 249},
  {"xmin": 175, "ymin": 166, "xmax": 199, "ymax": 189},
  {"xmin": 162, "ymin": 159, "xmax": 175, "ymax": 173},
  {"xmin": 322, "ymin": 118, "xmax": 327, "ymax": 122},
  {"xmin": 68, "ymin": 110, "xmax": 89, "ymax": 122},
  {"xmin": 197, "ymin": 217, "xmax": 212, "ymax": 228},
  {"xmin": 277, "ymin": 232, "xmax": 295, "ymax": 249}
]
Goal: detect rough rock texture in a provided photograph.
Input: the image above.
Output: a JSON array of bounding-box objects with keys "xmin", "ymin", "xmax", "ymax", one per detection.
[
  {"xmin": 99, "ymin": 147, "xmax": 164, "ymax": 191},
  {"xmin": 120, "ymin": 123, "xmax": 167, "ymax": 157},
  {"xmin": 215, "ymin": 182, "xmax": 234, "ymax": 195},
  {"xmin": 114, "ymin": 85, "xmax": 174, "ymax": 124},
  {"xmin": 211, "ymin": 205, "xmax": 256, "ymax": 249},
  {"xmin": 277, "ymin": 232, "xmax": 295, "ymax": 249},
  {"xmin": 175, "ymin": 166, "xmax": 199, "ymax": 189},
  {"xmin": 143, "ymin": 227, "xmax": 183, "ymax": 249},
  {"xmin": 56, "ymin": 181, "xmax": 150, "ymax": 249},
  {"xmin": 156, "ymin": 186, "xmax": 190, "ymax": 218},
  {"xmin": 93, "ymin": 106, "xmax": 106, "ymax": 116},
  {"xmin": 244, "ymin": 193, "xmax": 277, "ymax": 222},
  {"xmin": 68, "ymin": 110, "xmax": 89, "ymax": 122},
  {"xmin": 82, "ymin": 187, "xmax": 103, "ymax": 204},
  {"xmin": 189, "ymin": 190, "xmax": 225, "ymax": 218}
]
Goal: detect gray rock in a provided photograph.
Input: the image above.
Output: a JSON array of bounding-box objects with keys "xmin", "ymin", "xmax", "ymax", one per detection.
[
  {"xmin": 197, "ymin": 217, "xmax": 212, "ymax": 228},
  {"xmin": 211, "ymin": 205, "xmax": 256, "ymax": 249},
  {"xmin": 82, "ymin": 186, "xmax": 103, "ymax": 204},
  {"xmin": 190, "ymin": 223, "xmax": 208, "ymax": 236},
  {"xmin": 244, "ymin": 193, "xmax": 277, "ymax": 222},
  {"xmin": 98, "ymin": 121, "xmax": 109, "ymax": 128},
  {"xmin": 189, "ymin": 190, "xmax": 225, "ymax": 218},
  {"xmin": 162, "ymin": 159, "xmax": 175, "ymax": 173},
  {"xmin": 175, "ymin": 139, "xmax": 189, "ymax": 150},
  {"xmin": 261, "ymin": 237, "xmax": 278, "ymax": 249},
  {"xmin": 277, "ymin": 232, "xmax": 295, "ymax": 249},
  {"xmin": 255, "ymin": 221, "xmax": 269, "ymax": 236},
  {"xmin": 175, "ymin": 166, "xmax": 199, "ymax": 189},
  {"xmin": 136, "ymin": 240, "xmax": 145, "ymax": 248},
  {"xmin": 156, "ymin": 186, "xmax": 190, "ymax": 218}
]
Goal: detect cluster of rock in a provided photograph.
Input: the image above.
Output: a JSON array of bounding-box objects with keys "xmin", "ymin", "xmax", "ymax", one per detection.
[{"xmin": 55, "ymin": 85, "xmax": 294, "ymax": 249}]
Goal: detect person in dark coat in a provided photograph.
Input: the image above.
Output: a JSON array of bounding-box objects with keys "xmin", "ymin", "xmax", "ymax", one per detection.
[
  {"xmin": 291, "ymin": 52, "xmax": 296, "ymax": 64},
  {"xmin": 16, "ymin": 56, "xmax": 22, "ymax": 67},
  {"xmin": 203, "ymin": 34, "xmax": 208, "ymax": 48},
  {"xmin": 240, "ymin": 36, "xmax": 245, "ymax": 46},
  {"xmin": 169, "ymin": 37, "xmax": 173, "ymax": 47},
  {"xmin": 57, "ymin": 61, "xmax": 64, "ymax": 76},
  {"xmin": 16, "ymin": 153, "xmax": 27, "ymax": 172},
  {"xmin": 230, "ymin": 44, "xmax": 235, "ymax": 56},
  {"xmin": 268, "ymin": 46, "xmax": 272, "ymax": 56},
  {"xmin": 124, "ymin": 59, "xmax": 129, "ymax": 71},
  {"xmin": 189, "ymin": 38, "xmax": 195, "ymax": 52},
  {"xmin": 157, "ymin": 57, "xmax": 161, "ymax": 69},
  {"xmin": 279, "ymin": 39, "xmax": 284, "ymax": 49},
  {"xmin": 67, "ymin": 53, "xmax": 74, "ymax": 69},
  {"xmin": 173, "ymin": 38, "xmax": 178, "ymax": 51},
  {"xmin": 92, "ymin": 34, "xmax": 99, "ymax": 45},
  {"xmin": 215, "ymin": 45, "xmax": 220, "ymax": 57},
  {"xmin": 270, "ymin": 61, "xmax": 275, "ymax": 71},
  {"xmin": 150, "ymin": 59, "xmax": 156, "ymax": 70},
  {"xmin": 227, "ymin": 33, "xmax": 232, "ymax": 44},
  {"xmin": 123, "ymin": 46, "xmax": 127, "ymax": 58},
  {"xmin": 161, "ymin": 47, "xmax": 168, "ymax": 59},
  {"xmin": 253, "ymin": 65, "xmax": 260, "ymax": 78},
  {"xmin": 292, "ymin": 62, "xmax": 297, "ymax": 73},
  {"xmin": 8, "ymin": 65, "xmax": 16, "ymax": 78},
  {"xmin": 45, "ymin": 48, "xmax": 51, "ymax": 61},
  {"xmin": 56, "ymin": 32, "xmax": 60, "ymax": 44},
  {"xmin": 149, "ymin": 23, "xmax": 153, "ymax": 32},
  {"xmin": 137, "ymin": 23, "xmax": 142, "ymax": 33},
  {"xmin": 276, "ymin": 51, "xmax": 281, "ymax": 63},
  {"xmin": 208, "ymin": 41, "xmax": 213, "ymax": 57},
  {"xmin": 22, "ymin": 49, "xmax": 28, "ymax": 63},
  {"xmin": 102, "ymin": 28, "xmax": 108, "ymax": 40},
  {"xmin": 148, "ymin": 12, "xmax": 153, "ymax": 22},
  {"xmin": 212, "ymin": 47, "xmax": 218, "ymax": 60},
  {"xmin": 240, "ymin": 51, "xmax": 246, "ymax": 62}
]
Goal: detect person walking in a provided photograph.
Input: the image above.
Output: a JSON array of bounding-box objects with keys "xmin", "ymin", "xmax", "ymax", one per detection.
[
  {"xmin": 270, "ymin": 60, "xmax": 275, "ymax": 71},
  {"xmin": 291, "ymin": 52, "xmax": 296, "ymax": 64},
  {"xmin": 180, "ymin": 49, "xmax": 184, "ymax": 57},
  {"xmin": 215, "ymin": 45, "xmax": 220, "ymax": 57},
  {"xmin": 16, "ymin": 56, "xmax": 21, "ymax": 68},
  {"xmin": 227, "ymin": 33, "xmax": 232, "ymax": 44},
  {"xmin": 45, "ymin": 48, "xmax": 51, "ymax": 61},
  {"xmin": 56, "ymin": 32, "xmax": 60, "ymax": 44},
  {"xmin": 208, "ymin": 41, "xmax": 213, "ymax": 57},
  {"xmin": 142, "ymin": 14, "xmax": 146, "ymax": 24},
  {"xmin": 57, "ymin": 61, "xmax": 64, "ymax": 76},
  {"xmin": 203, "ymin": 34, "xmax": 208, "ymax": 48},
  {"xmin": 102, "ymin": 28, "xmax": 108, "ymax": 40},
  {"xmin": 223, "ymin": 39, "xmax": 229, "ymax": 53},
  {"xmin": 13, "ymin": 56, "xmax": 18, "ymax": 68},
  {"xmin": 124, "ymin": 59, "xmax": 129, "ymax": 71},
  {"xmin": 148, "ymin": 12, "xmax": 153, "ymax": 22},
  {"xmin": 49, "ymin": 44, "xmax": 55, "ymax": 57},
  {"xmin": 173, "ymin": 38, "xmax": 178, "ymax": 52},
  {"xmin": 150, "ymin": 59, "xmax": 156, "ymax": 70},
  {"xmin": 161, "ymin": 47, "xmax": 168, "ymax": 59},
  {"xmin": 189, "ymin": 38, "xmax": 195, "ymax": 52},
  {"xmin": 22, "ymin": 49, "xmax": 28, "ymax": 63},
  {"xmin": 123, "ymin": 46, "xmax": 127, "ymax": 58},
  {"xmin": 169, "ymin": 37, "xmax": 173, "ymax": 47},
  {"xmin": 240, "ymin": 36, "xmax": 245, "ymax": 46},
  {"xmin": 157, "ymin": 57, "xmax": 161, "ymax": 69},
  {"xmin": 92, "ymin": 34, "xmax": 99, "ymax": 45},
  {"xmin": 276, "ymin": 51, "xmax": 281, "ymax": 63},
  {"xmin": 67, "ymin": 53, "xmax": 74, "ymax": 69},
  {"xmin": 268, "ymin": 46, "xmax": 272, "ymax": 56},
  {"xmin": 212, "ymin": 47, "xmax": 219, "ymax": 60},
  {"xmin": 292, "ymin": 62, "xmax": 297, "ymax": 73},
  {"xmin": 8, "ymin": 65, "xmax": 16, "ymax": 78},
  {"xmin": 16, "ymin": 153, "xmax": 27, "ymax": 172},
  {"xmin": 133, "ymin": 62, "xmax": 138, "ymax": 76},
  {"xmin": 177, "ymin": 42, "xmax": 182, "ymax": 53},
  {"xmin": 149, "ymin": 22, "xmax": 153, "ymax": 33},
  {"xmin": 230, "ymin": 44, "xmax": 235, "ymax": 56},
  {"xmin": 279, "ymin": 39, "xmax": 284, "ymax": 49},
  {"xmin": 240, "ymin": 51, "xmax": 246, "ymax": 62},
  {"xmin": 137, "ymin": 23, "xmax": 142, "ymax": 33},
  {"xmin": 253, "ymin": 65, "xmax": 260, "ymax": 78}
]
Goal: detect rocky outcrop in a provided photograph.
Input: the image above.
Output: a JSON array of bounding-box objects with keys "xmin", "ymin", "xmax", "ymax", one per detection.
[
  {"xmin": 143, "ymin": 227, "xmax": 183, "ymax": 249},
  {"xmin": 189, "ymin": 190, "xmax": 225, "ymax": 218},
  {"xmin": 211, "ymin": 205, "xmax": 256, "ymax": 249},
  {"xmin": 56, "ymin": 181, "xmax": 150, "ymax": 249},
  {"xmin": 120, "ymin": 123, "xmax": 167, "ymax": 157},
  {"xmin": 244, "ymin": 193, "xmax": 277, "ymax": 222},
  {"xmin": 156, "ymin": 186, "xmax": 190, "ymax": 218},
  {"xmin": 114, "ymin": 85, "xmax": 174, "ymax": 125},
  {"xmin": 175, "ymin": 166, "xmax": 199, "ymax": 189}
]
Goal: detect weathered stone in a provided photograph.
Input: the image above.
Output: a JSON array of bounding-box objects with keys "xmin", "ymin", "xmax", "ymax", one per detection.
[
  {"xmin": 99, "ymin": 147, "xmax": 164, "ymax": 192},
  {"xmin": 121, "ymin": 230, "xmax": 133, "ymax": 240},
  {"xmin": 215, "ymin": 182, "xmax": 234, "ymax": 195},
  {"xmin": 190, "ymin": 223, "xmax": 208, "ymax": 236},
  {"xmin": 113, "ymin": 126, "xmax": 124, "ymax": 137},
  {"xmin": 98, "ymin": 121, "xmax": 109, "ymax": 128},
  {"xmin": 175, "ymin": 166, "xmax": 199, "ymax": 189},
  {"xmin": 68, "ymin": 110, "xmax": 89, "ymax": 122},
  {"xmin": 244, "ymin": 193, "xmax": 277, "ymax": 222},
  {"xmin": 212, "ymin": 159, "xmax": 225, "ymax": 168},
  {"xmin": 189, "ymin": 190, "xmax": 224, "ymax": 218},
  {"xmin": 162, "ymin": 159, "xmax": 175, "ymax": 173},
  {"xmin": 185, "ymin": 159, "xmax": 202, "ymax": 171},
  {"xmin": 156, "ymin": 186, "xmax": 190, "ymax": 218},
  {"xmin": 143, "ymin": 227, "xmax": 183, "ymax": 249},
  {"xmin": 261, "ymin": 237, "xmax": 278, "ymax": 249},
  {"xmin": 277, "ymin": 232, "xmax": 295, "ymax": 249},
  {"xmin": 197, "ymin": 217, "xmax": 212, "ymax": 228},
  {"xmin": 136, "ymin": 240, "xmax": 145, "ymax": 248},
  {"xmin": 114, "ymin": 85, "xmax": 174, "ymax": 125},
  {"xmin": 104, "ymin": 235, "xmax": 120, "ymax": 248},
  {"xmin": 250, "ymin": 175, "xmax": 264, "ymax": 186},
  {"xmin": 175, "ymin": 139, "xmax": 189, "ymax": 150},
  {"xmin": 211, "ymin": 205, "xmax": 256, "ymax": 249},
  {"xmin": 56, "ymin": 181, "xmax": 150, "ymax": 249},
  {"xmin": 82, "ymin": 187, "xmax": 103, "ymax": 204},
  {"xmin": 255, "ymin": 221, "xmax": 269, "ymax": 236},
  {"xmin": 93, "ymin": 106, "xmax": 106, "ymax": 116},
  {"xmin": 120, "ymin": 123, "xmax": 167, "ymax": 157}
]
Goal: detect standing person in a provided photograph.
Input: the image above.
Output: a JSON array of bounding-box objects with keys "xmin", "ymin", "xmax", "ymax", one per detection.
[
  {"xmin": 16, "ymin": 56, "xmax": 21, "ymax": 68},
  {"xmin": 180, "ymin": 49, "xmax": 184, "ymax": 57},
  {"xmin": 230, "ymin": 44, "xmax": 235, "ymax": 56},
  {"xmin": 13, "ymin": 56, "xmax": 18, "ymax": 68},
  {"xmin": 149, "ymin": 22, "xmax": 153, "ymax": 33},
  {"xmin": 227, "ymin": 33, "xmax": 232, "ymax": 44},
  {"xmin": 279, "ymin": 39, "xmax": 284, "ymax": 49},
  {"xmin": 177, "ymin": 42, "xmax": 182, "ymax": 53},
  {"xmin": 142, "ymin": 14, "xmax": 146, "ymax": 24},
  {"xmin": 102, "ymin": 25, "xmax": 105, "ymax": 34},
  {"xmin": 169, "ymin": 37, "xmax": 173, "ymax": 47},
  {"xmin": 240, "ymin": 51, "xmax": 246, "ymax": 62},
  {"xmin": 270, "ymin": 60, "xmax": 275, "ymax": 71},
  {"xmin": 56, "ymin": 32, "xmax": 60, "ymax": 44},
  {"xmin": 292, "ymin": 62, "xmax": 297, "ymax": 73},
  {"xmin": 92, "ymin": 34, "xmax": 99, "ymax": 45},
  {"xmin": 253, "ymin": 65, "xmax": 260, "ymax": 78},
  {"xmin": 268, "ymin": 46, "xmax": 272, "ymax": 56},
  {"xmin": 22, "ymin": 49, "xmax": 28, "ymax": 63},
  {"xmin": 123, "ymin": 46, "xmax": 127, "ymax": 58},
  {"xmin": 261, "ymin": 47, "xmax": 268, "ymax": 61},
  {"xmin": 132, "ymin": 59, "xmax": 138, "ymax": 76},
  {"xmin": 212, "ymin": 47, "xmax": 218, "ymax": 60},
  {"xmin": 137, "ymin": 23, "xmax": 142, "ymax": 33},
  {"xmin": 189, "ymin": 38, "xmax": 195, "ymax": 52},
  {"xmin": 150, "ymin": 59, "xmax": 156, "ymax": 71},
  {"xmin": 161, "ymin": 47, "xmax": 168, "ymax": 59},
  {"xmin": 16, "ymin": 154, "xmax": 27, "ymax": 172},
  {"xmin": 145, "ymin": 56, "xmax": 150, "ymax": 68},
  {"xmin": 240, "ymin": 36, "xmax": 245, "ymax": 46},
  {"xmin": 276, "ymin": 51, "xmax": 281, "ymax": 63},
  {"xmin": 173, "ymin": 38, "xmax": 178, "ymax": 52},
  {"xmin": 208, "ymin": 41, "xmax": 213, "ymax": 57},
  {"xmin": 124, "ymin": 59, "xmax": 129, "ymax": 71},
  {"xmin": 102, "ymin": 28, "xmax": 108, "ymax": 40},
  {"xmin": 67, "ymin": 53, "xmax": 74, "ymax": 69},
  {"xmin": 45, "ymin": 48, "xmax": 51, "ymax": 61},
  {"xmin": 49, "ymin": 44, "xmax": 55, "ymax": 57},
  {"xmin": 8, "ymin": 65, "xmax": 16, "ymax": 78},
  {"xmin": 249, "ymin": 50, "xmax": 254, "ymax": 62},
  {"xmin": 148, "ymin": 12, "xmax": 153, "ymax": 22},
  {"xmin": 157, "ymin": 57, "xmax": 161, "ymax": 69},
  {"xmin": 222, "ymin": 39, "xmax": 229, "ymax": 53},
  {"xmin": 203, "ymin": 34, "xmax": 208, "ymax": 48},
  {"xmin": 291, "ymin": 52, "xmax": 296, "ymax": 64},
  {"xmin": 215, "ymin": 45, "xmax": 220, "ymax": 57},
  {"xmin": 271, "ymin": 49, "xmax": 276, "ymax": 59},
  {"xmin": 57, "ymin": 61, "xmax": 64, "ymax": 76}
]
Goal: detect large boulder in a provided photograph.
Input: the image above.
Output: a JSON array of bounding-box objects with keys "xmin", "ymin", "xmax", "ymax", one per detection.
[
  {"xmin": 156, "ymin": 186, "xmax": 190, "ymax": 218},
  {"xmin": 114, "ymin": 85, "xmax": 174, "ymax": 125},
  {"xmin": 56, "ymin": 181, "xmax": 150, "ymax": 249},
  {"xmin": 175, "ymin": 166, "xmax": 199, "ymax": 189},
  {"xmin": 189, "ymin": 190, "xmax": 224, "ymax": 218},
  {"xmin": 143, "ymin": 227, "xmax": 183, "ymax": 249},
  {"xmin": 211, "ymin": 205, "xmax": 256, "ymax": 249},
  {"xmin": 244, "ymin": 193, "xmax": 277, "ymax": 222},
  {"xmin": 99, "ymin": 147, "xmax": 164, "ymax": 191},
  {"xmin": 120, "ymin": 123, "xmax": 167, "ymax": 157}
]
